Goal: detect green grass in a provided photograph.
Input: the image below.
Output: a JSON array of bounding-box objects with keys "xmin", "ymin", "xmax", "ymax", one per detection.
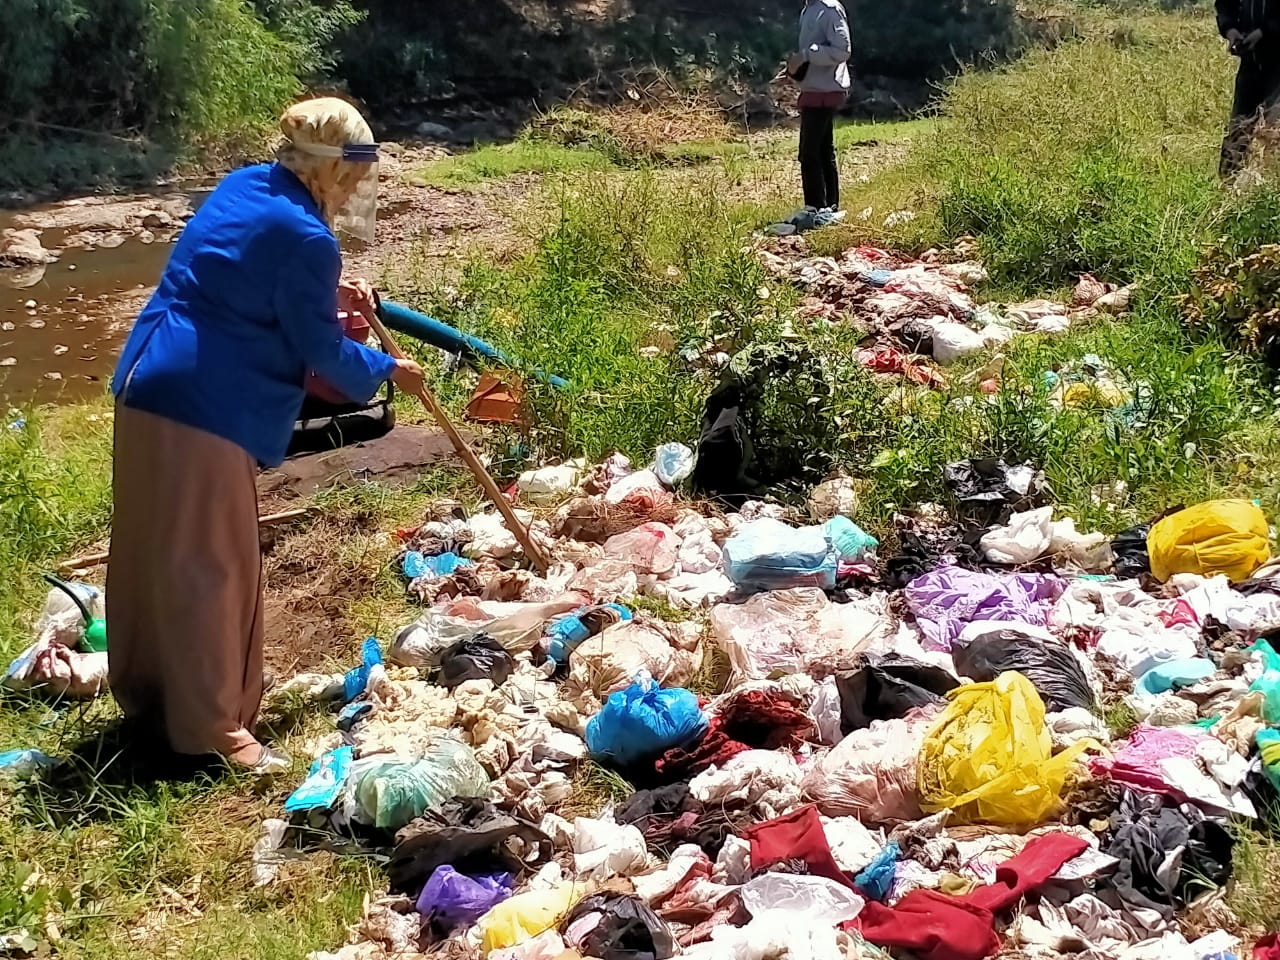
[{"xmin": 405, "ymin": 139, "xmax": 615, "ymax": 189}]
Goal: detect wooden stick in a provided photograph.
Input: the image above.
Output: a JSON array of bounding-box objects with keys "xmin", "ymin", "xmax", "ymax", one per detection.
[
  {"xmin": 57, "ymin": 508, "xmax": 312, "ymax": 574},
  {"xmin": 366, "ymin": 308, "xmax": 552, "ymax": 575}
]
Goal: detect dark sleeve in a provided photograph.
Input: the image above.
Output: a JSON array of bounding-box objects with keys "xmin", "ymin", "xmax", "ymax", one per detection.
[
  {"xmin": 273, "ymin": 232, "xmax": 397, "ymax": 403},
  {"xmin": 1217, "ymin": 0, "xmax": 1241, "ymax": 36},
  {"xmin": 1266, "ymin": 0, "xmax": 1280, "ymax": 38}
]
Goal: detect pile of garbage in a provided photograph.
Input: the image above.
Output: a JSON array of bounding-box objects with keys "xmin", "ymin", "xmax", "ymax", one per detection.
[
  {"xmin": 241, "ymin": 443, "xmax": 1280, "ymax": 960},
  {"xmin": 756, "ymin": 238, "xmax": 1134, "ymax": 387}
]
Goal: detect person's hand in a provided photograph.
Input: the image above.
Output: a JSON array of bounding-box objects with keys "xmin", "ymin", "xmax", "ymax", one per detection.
[
  {"xmin": 338, "ymin": 277, "xmax": 377, "ymax": 319},
  {"xmin": 390, "ymin": 357, "xmax": 425, "ymax": 395},
  {"xmin": 1245, "ymin": 28, "xmax": 1265, "ymax": 49},
  {"xmin": 786, "ymin": 51, "xmax": 808, "ymax": 78},
  {"xmin": 1227, "ymin": 28, "xmax": 1244, "ymax": 44}
]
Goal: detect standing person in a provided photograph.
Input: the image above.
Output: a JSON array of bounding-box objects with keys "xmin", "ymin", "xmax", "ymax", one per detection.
[
  {"xmin": 789, "ymin": 0, "xmax": 853, "ymax": 213},
  {"xmin": 1217, "ymin": 0, "xmax": 1280, "ymax": 177},
  {"xmin": 107, "ymin": 97, "xmax": 425, "ymax": 774}
]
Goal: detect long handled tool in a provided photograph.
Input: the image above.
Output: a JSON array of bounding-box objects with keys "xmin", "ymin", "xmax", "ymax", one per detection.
[{"xmin": 367, "ymin": 302, "xmax": 551, "ymax": 575}]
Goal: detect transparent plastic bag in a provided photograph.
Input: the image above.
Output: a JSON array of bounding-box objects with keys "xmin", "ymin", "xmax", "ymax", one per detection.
[
  {"xmin": 918, "ymin": 671, "xmax": 1086, "ymax": 827},
  {"xmin": 353, "ymin": 738, "xmax": 491, "ymax": 829}
]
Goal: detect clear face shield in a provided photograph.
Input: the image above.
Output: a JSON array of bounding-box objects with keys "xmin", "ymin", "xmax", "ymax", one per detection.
[{"xmin": 295, "ymin": 141, "xmax": 380, "ymax": 244}]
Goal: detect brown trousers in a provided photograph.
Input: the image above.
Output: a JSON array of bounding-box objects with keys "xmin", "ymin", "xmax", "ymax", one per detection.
[{"xmin": 107, "ymin": 404, "xmax": 264, "ymax": 762}]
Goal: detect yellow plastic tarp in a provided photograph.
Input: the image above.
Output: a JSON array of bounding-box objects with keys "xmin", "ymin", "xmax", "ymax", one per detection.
[
  {"xmin": 478, "ymin": 884, "xmax": 578, "ymax": 954},
  {"xmin": 1147, "ymin": 499, "xmax": 1271, "ymax": 584},
  {"xmin": 918, "ymin": 671, "xmax": 1086, "ymax": 828}
]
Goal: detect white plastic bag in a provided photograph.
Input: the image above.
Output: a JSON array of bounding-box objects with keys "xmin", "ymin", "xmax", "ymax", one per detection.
[
  {"xmin": 604, "ymin": 523, "xmax": 681, "ymax": 577},
  {"xmin": 930, "ymin": 321, "xmax": 985, "ymax": 364},
  {"xmin": 653, "ymin": 443, "xmax": 695, "ymax": 488},
  {"xmin": 740, "ymin": 873, "xmax": 864, "ymax": 925},
  {"xmin": 570, "ymin": 816, "xmax": 648, "ymax": 880},
  {"xmin": 1049, "ymin": 518, "xmax": 1112, "ymax": 570},
  {"xmin": 517, "ymin": 461, "xmax": 584, "ymax": 505},
  {"xmin": 980, "ymin": 506, "xmax": 1053, "ymax": 564}
]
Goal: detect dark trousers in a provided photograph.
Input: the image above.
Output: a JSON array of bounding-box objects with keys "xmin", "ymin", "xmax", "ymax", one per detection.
[
  {"xmin": 799, "ymin": 107, "xmax": 839, "ymax": 209},
  {"xmin": 1221, "ymin": 55, "xmax": 1280, "ymax": 177}
]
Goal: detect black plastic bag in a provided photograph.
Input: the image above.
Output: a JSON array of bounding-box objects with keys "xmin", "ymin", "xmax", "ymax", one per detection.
[
  {"xmin": 562, "ymin": 893, "xmax": 676, "ymax": 960},
  {"xmin": 1111, "ymin": 524, "xmax": 1152, "ymax": 578},
  {"xmin": 944, "ymin": 458, "xmax": 1042, "ymax": 525},
  {"xmin": 952, "ymin": 629, "xmax": 1096, "ymax": 712},
  {"xmin": 835, "ymin": 654, "xmax": 960, "ymax": 735},
  {"xmin": 389, "ymin": 798, "xmax": 552, "ymax": 894},
  {"xmin": 435, "ymin": 634, "xmax": 514, "ymax": 689}
]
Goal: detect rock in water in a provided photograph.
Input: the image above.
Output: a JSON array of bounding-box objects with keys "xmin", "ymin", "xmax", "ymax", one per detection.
[{"xmin": 0, "ymin": 228, "xmax": 58, "ymax": 267}]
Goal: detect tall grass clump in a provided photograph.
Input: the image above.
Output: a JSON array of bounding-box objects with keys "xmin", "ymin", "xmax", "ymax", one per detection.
[{"xmin": 412, "ymin": 169, "xmax": 790, "ymax": 464}]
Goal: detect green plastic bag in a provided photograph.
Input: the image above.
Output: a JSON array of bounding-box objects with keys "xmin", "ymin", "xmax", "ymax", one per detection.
[{"xmin": 354, "ymin": 737, "xmax": 490, "ymax": 829}]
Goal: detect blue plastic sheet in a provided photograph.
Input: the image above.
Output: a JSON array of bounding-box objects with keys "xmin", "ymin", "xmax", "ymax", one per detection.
[
  {"xmin": 285, "ymin": 746, "xmax": 353, "ymax": 813},
  {"xmin": 586, "ymin": 675, "xmax": 708, "ymax": 768},
  {"xmin": 344, "ymin": 637, "xmax": 383, "ymax": 702},
  {"xmin": 403, "ymin": 551, "xmax": 472, "ymax": 581}
]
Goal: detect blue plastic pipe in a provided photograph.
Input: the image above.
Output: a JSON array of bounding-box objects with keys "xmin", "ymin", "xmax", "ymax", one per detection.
[{"xmin": 380, "ymin": 300, "xmax": 570, "ymax": 389}]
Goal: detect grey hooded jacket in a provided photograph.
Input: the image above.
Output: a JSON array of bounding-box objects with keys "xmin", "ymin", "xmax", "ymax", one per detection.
[{"xmin": 798, "ymin": 0, "xmax": 852, "ymax": 94}]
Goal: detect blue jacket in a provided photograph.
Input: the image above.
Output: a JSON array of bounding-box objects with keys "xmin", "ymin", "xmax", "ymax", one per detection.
[{"xmin": 113, "ymin": 163, "xmax": 397, "ymax": 467}]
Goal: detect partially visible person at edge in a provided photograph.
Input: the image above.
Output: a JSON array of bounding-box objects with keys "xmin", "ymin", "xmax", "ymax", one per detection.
[
  {"xmin": 1217, "ymin": 0, "xmax": 1280, "ymax": 177},
  {"xmin": 788, "ymin": 0, "xmax": 853, "ymax": 212},
  {"xmin": 107, "ymin": 97, "xmax": 425, "ymax": 775}
]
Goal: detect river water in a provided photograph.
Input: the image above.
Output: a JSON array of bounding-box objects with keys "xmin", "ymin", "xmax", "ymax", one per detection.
[{"xmin": 0, "ymin": 189, "xmax": 210, "ymax": 406}]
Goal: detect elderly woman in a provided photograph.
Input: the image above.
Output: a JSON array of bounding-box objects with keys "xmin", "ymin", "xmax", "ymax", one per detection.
[{"xmin": 107, "ymin": 98, "xmax": 424, "ymax": 773}]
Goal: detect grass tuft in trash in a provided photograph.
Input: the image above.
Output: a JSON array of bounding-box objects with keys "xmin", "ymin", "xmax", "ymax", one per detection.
[
  {"xmin": 1228, "ymin": 824, "xmax": 1280, "ymax": 937},
  {"xmin": 561, "ymin": 760, "xmax": 634, "ymax": 821},
  {"xmin": 1102, "ymin": 701, "xmax": 1141, "ymax": 741}
]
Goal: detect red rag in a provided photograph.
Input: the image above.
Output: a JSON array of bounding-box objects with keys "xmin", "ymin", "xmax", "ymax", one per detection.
[
  {"xmin": 739, "ymin": 804, "xmax": 856, "ymax": 889},
  {"xmin": 854, "ymin": 833, "xmax": 1089, "ymax": 960},
  {"xmin": 1255, "ymin": 934, "xmax": 1280, "ymax": 960}
]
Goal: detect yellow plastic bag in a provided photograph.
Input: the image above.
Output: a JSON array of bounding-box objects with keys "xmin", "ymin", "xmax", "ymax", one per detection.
[
  {"xmin": 1147, "ymin": 499, "xmax": 1270, "ymax": 584},
  {"xmin": 918, "ymin": 671, "xmax": 1086, "ymax": 827},
  {"xmin": 478, "ymin": 884, "xmax": 578, "ymax": 954}
]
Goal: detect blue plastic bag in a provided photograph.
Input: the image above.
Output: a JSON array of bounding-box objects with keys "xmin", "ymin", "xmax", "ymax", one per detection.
[
  {"xmin": 546, "ymin": 603, "xmax": 633, "ymax": 667},
  {"xmin": 403, "ymin": 551, "xmax": 472, "ymax": 581},
  {"xmin": 723, "ymin": 518, "xmax": 837, "ymax": 592},
  {"xmin": 854, "ymin": 841, "xmax": 899, "ymax": 902},
  {"xmin": 586, "ymin": 675, "xmax": 708, "ymax": 768},
  {"xmin": 285, "ymin": 746, "xmax": 353, "ymax": 813},
  {"xmin": 824, "ymin": 516, "xmax": 878, "ymax": 563},
  {"xmin": 417, "ymin": 866, "xmax": 515, "ymax": 932},
  {"xmin": 344, "ymin": 637, "xmax": 383, "ymax": 703}
]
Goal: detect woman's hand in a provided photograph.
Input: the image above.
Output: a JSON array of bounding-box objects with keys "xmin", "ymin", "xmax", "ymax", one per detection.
[
  {"xmin": 338, "ymin": 277, "xmax": 378, "ymax": 319},
  {"xmin": 390, "ymin": 357, "xmax": 425, "ymax": 395}
]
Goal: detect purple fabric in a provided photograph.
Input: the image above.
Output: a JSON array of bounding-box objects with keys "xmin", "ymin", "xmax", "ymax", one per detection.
[{"xmin": 904, "ymin": 566, "xmax": 1066, "ymax": 651}]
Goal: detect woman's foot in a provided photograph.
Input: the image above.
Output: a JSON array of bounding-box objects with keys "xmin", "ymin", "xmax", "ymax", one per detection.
[{"xmin": 227, "ymin": 741, "xmax": 292, "ymax": 777}]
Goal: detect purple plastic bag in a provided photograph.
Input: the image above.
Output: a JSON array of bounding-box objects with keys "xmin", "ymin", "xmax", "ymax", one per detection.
[
  {"xmin": 416, "ymin": 865, "xmax": 515, "ymax": 931},
  {"xmin": 905, "ymin": 566, "xmax": 1065, "ymax": 651}
]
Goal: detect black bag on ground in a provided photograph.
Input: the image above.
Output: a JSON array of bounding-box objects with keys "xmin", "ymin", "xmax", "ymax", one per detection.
[
  {"xmin": 389, "ymin": 798, "xmax": 551, "ymax": 894},
  {"xmin": 561, "ymin": 893, "xmax": 676, "ymax": 960},
  {"xmin": 835, "ymin": 654, "xmax": 960, "ymax": 735},
  {"xmin": 1111, "ymin": 524, "xmax": 1152, "ymax": 578},
  {"xmin": 944, "ymin": 458, "xmax": 1042, "ymax": 526},
  {"xmin": 435, "ymin": 633, "xmax": 514, "ymax": 689},
  {"xmin": 952, "ymin": 629, "xmax": 1097, "ymax": 712}
]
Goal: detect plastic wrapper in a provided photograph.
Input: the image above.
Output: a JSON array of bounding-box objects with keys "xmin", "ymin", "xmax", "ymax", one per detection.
[
  {"xmin": 286, "ymin": 746, "xmax": 353, "ymax": 813},
  {"xmin": 1147, "ymin": 500, "xmax": 1271, "ymax": 584},
  {"xmin": 918, "ymin": 671, "xmax": 1087, "ymax": 827},
  {"xmin": 4, "ymin": 641, "xmax": 108, "ymax": 699},
  {"xmin": 854, "ymin": 842, "xmax": 899, "ymax": 902},
  {"xmin": 952, "ymin": 628, "xmax": 1096, "ymax": 712},
  {"xmin": 518, "ymin": 462, "xmax": 584, "ymax": 505},
  {"xmin": 569, "ymin": 816, "xmax": 649, "ymax": 880},
  {"xmin": 801, "ymin": 717, "xmax": 926, "ymax": 823},
  {"xmin": 723, "ymin": 518, "xmax": 837, "ymax": 592},
  {"xmin": 943, "ymin": 458, "xmax": 1041, "ymax": 525},
  {"xmin": 479, "ymin": 884, "xmax": 579, "ymax": 953},
  {"xmin": 352, "ymin": 738, "xmax": 491, "ymax": 829},
  {"xmin": 563, "ymin": 892, "xmax": 676, "ymax": 960},
  {"xmin": 417, "ymin": 866, "xmax": 515, "ymax": 934},
  {"xmin": 585, "ymin": 675, "xmax": 708, "ymax": 768},
  {"xmin": 604, "ymin": 523, "xmax": 681, "ymax": 577}
]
